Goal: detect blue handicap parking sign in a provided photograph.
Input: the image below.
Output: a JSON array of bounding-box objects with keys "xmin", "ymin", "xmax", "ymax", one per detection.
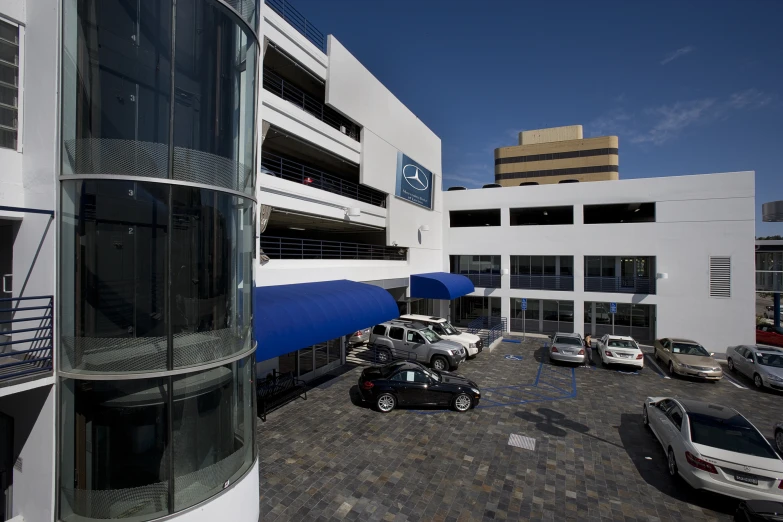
[
  {"xmin": 521, "ymin": 298, "xmax": 527, "ymax": 311},
  {"xmin": 504, "ymin": 354, "xmax": 524, "ymax": 361},
  {"xmin": 610, "ymin": 302, "xmax": 617, "ymax": 314}
]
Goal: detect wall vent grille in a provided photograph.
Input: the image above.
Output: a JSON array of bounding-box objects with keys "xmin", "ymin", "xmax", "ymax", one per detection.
[{"xmin": 709, "ymin": 256, "xmax": 731, "ymax": 298}]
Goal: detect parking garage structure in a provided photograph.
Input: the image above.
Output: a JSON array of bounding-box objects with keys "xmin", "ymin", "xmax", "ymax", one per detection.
[{"xmin": 58, "ymin": 1, "xmax": 259, "ymax": 520}]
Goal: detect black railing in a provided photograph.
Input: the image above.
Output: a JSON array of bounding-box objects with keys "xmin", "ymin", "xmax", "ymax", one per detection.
[
  {"xmin": 261, "ymin": 236, "xmax": 407, "ymax": 261},
  {"xmin": 463, "ymin": 274, "xmax": 501, "ymax": 289},
  {"xmin": 510, "ymin": 274, "xmax": 574, "ymax": 291},
  {"xmin": 265, "ymin": 0, "xmax": 326, "ymax": 52},
  {"xmin": 261, "ymin": 151, "xmax": 386, "ymax": 207},
  {"xmin": 467, "ymin": 317, "xmax": 507, "ymax": 347},
  {"xmin": 584, "ymin": 276, "xmax": 656, "ymax": 294},
  {"xmin": 0, "ymin": 296, "xmax": 54, "ymax": 382},
  {"xmin": 756, "ymin": 272, "xmax": 783, "ymax": 293},
  {"xmin": 263, "ymin": 69, "xmax": 361, "ymax": 141}
]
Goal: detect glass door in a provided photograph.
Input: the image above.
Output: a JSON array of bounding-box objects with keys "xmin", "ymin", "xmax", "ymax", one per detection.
[{"xmin": 620, "ymin": 257, "xmax": 635, "ymax": 290}]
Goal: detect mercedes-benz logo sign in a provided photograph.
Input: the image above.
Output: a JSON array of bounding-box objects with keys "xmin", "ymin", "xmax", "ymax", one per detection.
[
  {"xmin": 402, "ymin": 164, "xmax": 429, "ymax": 191},
  {"xmin": 743, "ymin": 465, "xmax": 751, "ymax": 472}
]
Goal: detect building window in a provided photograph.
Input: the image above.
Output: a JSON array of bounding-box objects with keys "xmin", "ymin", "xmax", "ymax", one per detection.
[
  {"xmin": 449, "ymin": 209, "xmax": 501, "ymax": 228},
  {"xmin": 0, "ymin": 19, "xmax": 20, "ymax": 150},
  {"xmin": 451, "ymin": 296, "xmax": 500, "ymax": 327},
  {"xmin": 510, "ymin": 206, "xmax": 573, "ymax": 226},
  {"xmin": 59, "ymin": 355, "xmax": 256, "ymax": 521},
  {"xmin": 584, "ymin": 302, "xmax": 655, "ymax": 342},
  {"xmin": 495, "ymin": 147, "xmax": 619, "ymax": 165},
  {"xmin": 511, "ymin": 299, "xmax": 573, "ymax": 334},
  {"xmin": 583, "ymin": 203, "xmax": 655, "ymax": 224},
  {"xmin": 450, "ymin": 255, "xmax": 501, "ymax": 288},
  {"xmin": 496, "ymin": 164, "xmax": 618, "ymax": 181},
  {"xmin": 510, "ymin": 256, "xmax": 574, "ymax": 291}
]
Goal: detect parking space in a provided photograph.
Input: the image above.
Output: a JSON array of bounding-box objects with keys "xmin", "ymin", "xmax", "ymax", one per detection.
[{"xmin": 257, "ymin": 338, "xmax": 783, "ymax": 521}]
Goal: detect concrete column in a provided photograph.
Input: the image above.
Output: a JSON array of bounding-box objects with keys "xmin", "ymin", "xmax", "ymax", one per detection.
[{"xmin": 500, "ymin": 296, "xmax": 511, "ymax": 332}]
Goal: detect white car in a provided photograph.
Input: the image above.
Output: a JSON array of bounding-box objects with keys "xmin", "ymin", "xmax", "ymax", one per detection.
[
  {"xmin": 594, "ymin": 334, "xmax": 644, "ymax": 369},
  {"xmin": 643, "ymin": 397, "xmax": 783, "ymax": 501},
  {"xmin": 400, "ymin": 314, "xmax": 483, "ymax": 357}
]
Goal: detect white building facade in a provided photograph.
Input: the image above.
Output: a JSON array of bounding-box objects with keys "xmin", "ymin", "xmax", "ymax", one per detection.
[{"xmin": 443, "ymin": 172, "xmax": 757, "ymax": 352}]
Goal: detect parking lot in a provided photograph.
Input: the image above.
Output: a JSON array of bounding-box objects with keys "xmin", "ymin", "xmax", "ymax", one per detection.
[{"xmin": 256, "ymin": 338, "xmax": 783, "ymax": 521}]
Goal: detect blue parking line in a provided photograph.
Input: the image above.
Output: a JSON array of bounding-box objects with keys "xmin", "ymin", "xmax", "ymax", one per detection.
[
  {"xmin": 502, "ymin": 339, "xmax": 522, "ymax": 343},
  {"xmin": 533, "ymin": 361, "xmax": 544, "ymax": 386}
]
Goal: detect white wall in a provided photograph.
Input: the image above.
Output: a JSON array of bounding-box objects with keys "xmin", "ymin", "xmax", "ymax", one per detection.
[
  {"xmin": 262, "ymin": 3, "xmax": 328, "ymax": 79},
  {"xmin": 443, "ymin": 172, "xmax": 756, "ymax": 352}
]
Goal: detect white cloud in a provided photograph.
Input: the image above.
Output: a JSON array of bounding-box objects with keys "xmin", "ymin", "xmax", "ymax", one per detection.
[
  {"xmin": 728, "ymin": 88, "xmax": 773, "ymax": 109},
  {"xmin": 631, "ymin": 98, "xmax": 716, "ymax": 144},
  {"xmin": 660, "ymin": 45, "xmax": 695, "ymax": 65}
]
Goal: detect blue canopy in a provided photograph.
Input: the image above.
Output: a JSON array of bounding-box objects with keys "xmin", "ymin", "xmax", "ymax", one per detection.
[
  {"xmin": 253, "ymin": 280, "xmax": 400, "ymax": 361},
  {"xmin": 409, "ymin": 272, "xmax": 475, "ymax": 300}
]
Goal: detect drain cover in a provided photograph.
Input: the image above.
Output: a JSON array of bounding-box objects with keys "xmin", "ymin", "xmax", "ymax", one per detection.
[{"xmin": 508, "ymin": 434, "xmax": 536, "ymax": 451}]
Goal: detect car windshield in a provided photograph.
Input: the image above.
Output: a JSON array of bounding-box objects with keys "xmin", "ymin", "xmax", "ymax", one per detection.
[
  {"xmin": 608, "ymin": 339, "xmax": 638, "ymax": 349},
  {"xmin": 423, "ymin": 367, "xmax": 440, "ymax": 382},
  {"xmin": 420, "ymin": 328, "xmax": 441, "ymax": 342},
  {"xmin": 672, "ymin": 343, "xmax": 710, "ymax": 356},
  {"xmin": 757, "ymin": 352, "xmax": 783, "ymax": 368},
  {"xmin": 441, "ymin": 321, "xmax": 460, "ymax": 335},
  {"xmin": 688, "ymin": 413, "xmax": 778, "ymax": 459},
  {"xmin": 556, "ymin": 337, "xmax": 582, "ymax": 346}
]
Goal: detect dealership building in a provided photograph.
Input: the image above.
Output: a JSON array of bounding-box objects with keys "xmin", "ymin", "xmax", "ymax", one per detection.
[{"xmin": 0, "ymin": 0, "xmax": 758, "ymax": 521}]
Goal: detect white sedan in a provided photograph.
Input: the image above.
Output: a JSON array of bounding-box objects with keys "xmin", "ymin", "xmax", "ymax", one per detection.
[
  {"xmin": 594, "ymin": 334, "xmax": 644, "ymax": 369},
  {"xmin": 643, "ymin": 397, "xmax": 783, "ymax": 501}
]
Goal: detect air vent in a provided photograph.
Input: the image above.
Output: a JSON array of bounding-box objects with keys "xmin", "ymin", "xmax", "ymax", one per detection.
[{"xmin": 709, "ymin": 256, "xmax": 731, "ymax": 298}]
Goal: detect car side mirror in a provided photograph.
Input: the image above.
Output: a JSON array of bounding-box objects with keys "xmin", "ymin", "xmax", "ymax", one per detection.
[
  {"xmin": 747, "ymin": 357, "xmax": 754, "ymax": 363},
  {"xmin": 664, "ymin": 348, "xmax": 670, "ymax": 352}
]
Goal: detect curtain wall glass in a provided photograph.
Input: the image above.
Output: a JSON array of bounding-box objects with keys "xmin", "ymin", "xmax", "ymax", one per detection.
[{"xmin": 584, "ymin": 302, "xmax": 656, "ymax": 341}]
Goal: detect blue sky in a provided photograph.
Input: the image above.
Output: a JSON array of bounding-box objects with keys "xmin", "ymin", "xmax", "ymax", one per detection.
[{"xmin": 292, "ymin": 0, "xmax": 783, "ymax": 236}]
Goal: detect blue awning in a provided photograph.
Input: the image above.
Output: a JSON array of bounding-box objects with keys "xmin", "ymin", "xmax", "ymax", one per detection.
[
  {"xmin": 253, "ymin": 280, "xmax": 400, "ymax": 361},
  {"xmin": 409, "ymin": 272, "xmax": 475, "ymax": 300}
]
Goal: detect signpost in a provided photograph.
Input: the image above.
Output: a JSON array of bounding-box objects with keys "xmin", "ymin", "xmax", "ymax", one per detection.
[
  {"xmin": 610, "ymin": 302, "xmax": 617, "ymax": 335},
  {"xmin": 521, "ymin": 298, "xmax": 527, "ymax": 340}
]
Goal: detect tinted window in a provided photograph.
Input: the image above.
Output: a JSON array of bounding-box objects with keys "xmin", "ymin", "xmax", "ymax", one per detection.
[
  {"xmin": 672, "ymin": 343, "xmax": 709, "ymax": 356},
  {"xmin": 668, "ymin": 408, "xmax": 684, "ymax": 430},
  {"xmin": 510, "ymin": 206, "xmax": 573, "ymax": 226},
  {"xmin": 555, "ymin": 337, "xmax": 582, "ymax": 346},
  {"xmin": 657, "ymin": 399, "xmax": 672, "ymax": 412},
  {"xmin": 431, "ymin": 325, "xmax": 445, "ymax": 335},
  {"xmin": 584, "ymin": 203, "xmax": 656, "ymax": 224},
  {"xmin": 407, "ymin": 331, "xmax": 425, "ymax": 344},
  {"xmin": 449, "ymin": 209, "xmax": 501, "ymax": 228},
  {"xmin": 758, "ymin": 353, "xmax": 783, "ymax": 368},
  {"xmin": 392, "ymin": 370, "xmax": 429, "ymax": 383},
  {"xmin": 372, "ymin": 325, "xmax": 387, "ymax": 336},
  {"xmin": 688, "ymin": 413, "xmax": 778, "ymax": 459},
  {"xmin": 608, "ymin": 340, "xmax": 638, "ymax": 349},
  {"xmin": 389, "ymin": 327, "xmax": 404, "ymax": 341}
]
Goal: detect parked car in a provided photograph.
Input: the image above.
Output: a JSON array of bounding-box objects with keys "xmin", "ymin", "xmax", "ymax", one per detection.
[
  {"xmin": 400, "ymin": 314, "xmax": 483, "ymax": 357},
  {"xmin": 765, "ymin": 306, "xmax": 783, "ymax": 320},
  {"xmin": 775, "ymin": 422, "xmax": 783, "ymax": 455},
  {"xmin": 726, "ymin": 345, "xmax": 783, "ymax": 391},
  {"xmin": 549, "ymin": 332, "xmax": 586, "ymax": 364},
  {"xmin": 734, "ymin": 499, "xmax": 783, "ymax": 521},
  {"xmin": 643, "ymin": 397, "xmax": 783, "ymax": 501},
  {"xmin": 593, "ymin": 334, "xmax": 644, "ymax": 369},
  {"xmin": 757, "ymin": 330, "xmax": 783, "ymax": 349},
  {"xmin": 348, "ymin": 327, "xmax": 371, "ymax": 347},
  {"xmin": 358, "ymin": 360, "xmax": 481, "ymax": 413},
  {"xmin": 653, "ymin": 338, "xmax": 722, "ymax": 381},
  {"xmin": 370, "ymin": 320, "xmax": 466, "ymax": 371},
  {"xmin": 758, "ymin": 324, "xmax": 783, "ymax": 336}
]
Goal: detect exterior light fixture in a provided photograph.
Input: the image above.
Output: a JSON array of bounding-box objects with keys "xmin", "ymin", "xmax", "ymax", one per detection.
[
  {"xmin": 419, "ymin": 225, "xmax": 430, "ymax": 232},
  {"xmin": 634, "ymin": 208, "xmax": 640, "ymax": 212},
  {"xmin": 543, "ymin": 211, "xmax": 549, "ymax": 216},
  {"xmin": 346, "ymin": 207, "xmax": 361, "ymax": 217},
  {"xmin": 501, "ymin": 268, "xmax": 510, "ymax": 275},
  {"xmin": 657, "ymin": 272, "xmax": 669, "ymax": 280}
]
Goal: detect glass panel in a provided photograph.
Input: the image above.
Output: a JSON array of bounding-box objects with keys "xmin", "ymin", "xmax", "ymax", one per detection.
[
  {"xmin": 544, "ymin": 256, "xmax": 556, "ymax": 276},
  {"xmin": 298, "ymin": 346, "xmax": 313, "ymax": 375},
  {"xmin": 595, "ymin": 302, "xmax": 611, "ymax": 324},
  {"xmin": 559, "ymin": 256, "xmax": 573, "ymax": 276},
  {"xmin": 170, "ymin": 186, "xmax": 253, "ymax": 369},
  {"xmin": 60, "ymin": 180, "xmax": 169, "ymax": 372},
  {"xmin": 490, "ymin": 297, "xmax": 501, "ymax": 318},
  {"xmin": 531, "ymin": 256, "xmax": 543, "ymax": 275},
  {"xmin": 616, "ymin": 303, "xmax": 632, "ymax": 327},
  {"xmin": 314, "ymin": 343, "xmax": 329, "ymax": 369},
  {"xmin": 542, "ymin": 300, "xmax": 558, "ymax": 322},
  {"xmin": 602, "ymin": 257, "xmax": 616, "ymax": 277},
  {"xmin": 631, "ymin": 304, "xmax": 650, "ymax": 327},
  {"xmin": 525, "ymin": 299, "xmax": 540, "ymax": 321},
  {"xmin": 491, "ymin": 256, "xmax": 501, "ymax": 274},
  {"xmin": 327, "ymin": 339, "xmax": 340, "ymax": 364},
  {"xmin": 558, "ymin": 301, "xmax": 574, "ymax": 323},
  {"xmin": 171, "ymin": 356, "xmax": 254, "ymax": 511},
  {"xmin": 59, "ymin": 377, "xmax": 169, "ymax": 521},
  {"xmin": 459, "ymin": 255, "xmax": 470, "ymax": 274},
  {"xmin": 278, "ymin": 351, "xmax": 296, "ymax": 375},
  {"xmin": 520, "ymin": 256, "xmax": 531, "ymax": 275},
  {"xmin": 62, "ymin": 0, "xmax": 172, "ymax": 176},
  {"xmin": 585, "ymin": 257, "xmax": 601, "ymax": 277},
  {"xmin": 172, "ymin": 0, "xmax": 257, "ymax": 193},
  {"xmin": 584, "ymin": 301, "xmax": 593, "ymax": 323},
  {"xmin": 479, "ymin": 255, "xmax": 491, "ymax": 274}
]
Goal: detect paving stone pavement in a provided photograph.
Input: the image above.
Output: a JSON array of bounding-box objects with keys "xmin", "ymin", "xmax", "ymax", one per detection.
[{"xmin": 256, "ymin": 338, "xmax": 783, "ymax": 521}]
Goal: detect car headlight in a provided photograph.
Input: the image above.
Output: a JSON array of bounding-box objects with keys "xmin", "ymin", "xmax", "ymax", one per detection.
[
  {"xmin": 767, "ymin": 374, "xmax": 783, "ymax": 382},
  {"xmin": 469, "ymin": 343, "xmax": 476, "ymax": 348},
  {"xmin": 449, "ymin": 349, "xmax": 457, "ymax": 356},
  {"xmin": 470, "ymin": 388, "xmax": 481, "ymax": 395}
]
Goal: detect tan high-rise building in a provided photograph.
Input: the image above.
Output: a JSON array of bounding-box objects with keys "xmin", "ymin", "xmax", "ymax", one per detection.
[{"xmin": 494, "ymin": 125, "xmax": 619, "ymax": 186}]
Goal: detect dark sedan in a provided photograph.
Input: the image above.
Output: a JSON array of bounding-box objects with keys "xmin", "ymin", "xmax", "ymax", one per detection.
[{"xmin": 358, "ymin": 361, "xmax": 480, "ymax": 413}]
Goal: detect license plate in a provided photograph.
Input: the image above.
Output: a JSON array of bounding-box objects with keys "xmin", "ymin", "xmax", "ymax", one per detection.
[
  {"xmin": 563, "ymin": 350, "xmax": 574, "ymax": 355},
  {"xmin": 618, "ymin": 354, "xmax": 631, "ymax": 358},
  {"xmin": 734, "ymin": 472, "xmax": 758, "ymax": 486},
  {"xmin": 698, "ymin": 372, "xmax": 707, "ymax": 377}
]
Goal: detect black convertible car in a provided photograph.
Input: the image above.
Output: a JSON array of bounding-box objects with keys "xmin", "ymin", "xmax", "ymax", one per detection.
[{"xmin": 358, "ymin": 361, "xmax": 481, "ymax": 413}]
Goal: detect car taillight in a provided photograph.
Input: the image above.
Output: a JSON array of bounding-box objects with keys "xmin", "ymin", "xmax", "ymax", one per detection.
[
  {"xmin": 578, "ymin": 349, "xmax": 585, "ymax": 355},
  {"xmin": 636, "ymin": 354, "xmax": 644, "ymax": 359},
  {"xmin": 551, "ymin": 346, "xmax": 558, "ymax": 353},
  {"xmin": 354, "ymin": 331, "xmax": 362, "ymax": 336},
  {"xmin": 605, "ymin": 351, "xmax": 612, "ymax": 357},
  {"xmin": 685, "ymin": 452, "xmax": 717, "ymax": 474},
  {"xmin": 779, "ymin": 480, "xmax": 783, "ymax": 490},
  {"xmin": 362, "ymin": 381, "xmax": 374, "ymax": 390}
]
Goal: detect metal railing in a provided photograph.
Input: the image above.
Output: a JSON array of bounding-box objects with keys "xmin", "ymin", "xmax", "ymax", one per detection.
[
  {"xmin": 0, "ymin": 296, "xmax": 54, "ymax": 382},
  {"xmin": 261, "ymin": 151, "xmax": 386, "ymax": 207},
  {"xmin": 466, "ymin": 317, "xmax": 507, "ymax": 347},
  {"xmin": 261, "ymin": 236, "xmax": 407, "ymax": 261},
  {"xmin": 265, "ymin": 0, "xmax": 326, "ymax": 52},
  {"xmin": 510, "ymin": 274, "xmax": 574, "ymax": 291},
  {"xmin": 584, "ymin": 276, "xmax": 656, "ymax": 294},
  {"xmin": 263, "ymin": 69, "xmax": 361, "ymax": 141},
  {"xmin": 464, "ymin": 274, "xmax": 501, "ymax": 289},
  {"xmin": 756, "ymin": 271, "xmax": 783, "ymax": 293}
]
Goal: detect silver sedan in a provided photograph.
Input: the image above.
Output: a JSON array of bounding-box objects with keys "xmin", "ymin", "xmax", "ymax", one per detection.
[
  {"xmin": 549, "ymin": 333, "xmax": 586, "ymax": 364},
  {"xmin": 726, "ymin": 345, "xmax": 783, "ymax": 391}
]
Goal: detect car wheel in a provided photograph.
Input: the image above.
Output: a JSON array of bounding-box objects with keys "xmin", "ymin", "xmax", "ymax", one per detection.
[
  {"xmin": 376, "ymin": 393, "xmax": 396, "ymax": 413},
  {"xmin": 432, "ymin": 356, "xmax": 448, "ymax": 371},
  {"xmin": 453, "ymin": 393, "xmax": 472, "ymax": 412},
  {"xmin": 727, "ymin": 358, "xmax": 735, "ymax": 372},
  {"xmin": 668, "ymin": 361, "xmax": 676, "ymax": 377},
  {"xmin": 376, "ymin": 349, "xmax": 391, "ymax": 364},
  {"xmin": 642, "ymin": 405, "xmax": 650, "ymax": 428},
  {"xmin": 775, "ymin": 429, "xmax": 783, "ymax": 454},
  {"xmin": 667, "ymin": 448, "xmax": 678, "ymax": 478},
  {"xmin": 754, "ymin": 373, "xmax": 764, "ymax": 389}
]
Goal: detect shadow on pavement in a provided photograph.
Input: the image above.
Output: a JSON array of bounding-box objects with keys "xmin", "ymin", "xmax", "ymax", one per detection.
[
  {"xmin": 348, "ymin": 385, "xmax": 371, "ymax": 409},
  {"xmin": 617, "ymin": 413, "xmax": 739, "ymax": 516}
]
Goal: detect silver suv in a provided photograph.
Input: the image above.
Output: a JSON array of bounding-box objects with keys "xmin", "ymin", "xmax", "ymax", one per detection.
[{"xmin": 370, "ymin": 320, "xmax": 466, "ymax": 371}]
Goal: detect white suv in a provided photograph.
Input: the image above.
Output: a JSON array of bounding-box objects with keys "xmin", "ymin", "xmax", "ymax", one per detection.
[{"xmin": 400, "ymin": 314, "xmax": 483, "ymax": 357}]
